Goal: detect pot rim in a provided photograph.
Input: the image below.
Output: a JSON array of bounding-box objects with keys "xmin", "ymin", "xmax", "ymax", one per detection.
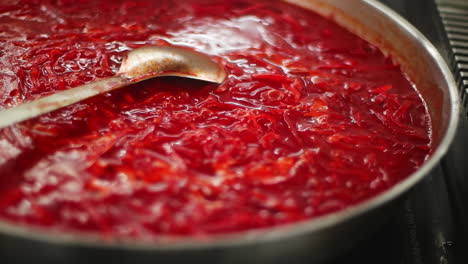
[{"xmin": 0, "ymin": 0, "xmax": 460, "ymax": 251}]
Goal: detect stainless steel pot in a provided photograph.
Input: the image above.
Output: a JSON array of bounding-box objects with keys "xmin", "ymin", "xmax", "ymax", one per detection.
[{"xmin": 0, "ymin": 0, "xmax": 459, "ymax": 263}]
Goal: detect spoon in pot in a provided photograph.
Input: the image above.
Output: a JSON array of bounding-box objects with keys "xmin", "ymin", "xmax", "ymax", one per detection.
[{"xmin": 0, "ymin": 46, "xmax": 226, "ymax": 129}]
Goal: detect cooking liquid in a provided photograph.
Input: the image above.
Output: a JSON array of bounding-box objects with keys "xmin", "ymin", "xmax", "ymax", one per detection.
[{"xmin": 0, "ymin": 0, "xmax": 431, "ymax": 238}]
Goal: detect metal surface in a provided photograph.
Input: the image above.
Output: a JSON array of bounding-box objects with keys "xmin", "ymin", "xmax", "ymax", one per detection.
[
  {"xmin": 331, "ymin": 166, "xmax": 457, "ymax": 264},
  {"xmin": 0, "ymin": 1, "xmax": 461, "ymax": 263}
]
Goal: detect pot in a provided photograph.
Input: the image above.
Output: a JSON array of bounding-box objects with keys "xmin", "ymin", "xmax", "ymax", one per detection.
[{"xmin": 0, "ymin": 0, "xmax": 459, "ymax": 263}]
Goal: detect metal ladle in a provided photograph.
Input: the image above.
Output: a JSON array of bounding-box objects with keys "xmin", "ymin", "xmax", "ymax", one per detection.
[{"xmin": 0, "ymin": 46, "xmax": 226, "ymax": 129}]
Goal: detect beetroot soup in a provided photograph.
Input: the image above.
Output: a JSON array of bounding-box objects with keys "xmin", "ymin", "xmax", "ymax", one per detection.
[{"xmin": 0, "ymin": 0, "xmax": 431, "ymax": 239}]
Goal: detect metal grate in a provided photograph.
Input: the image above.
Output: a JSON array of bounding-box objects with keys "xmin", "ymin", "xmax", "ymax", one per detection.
[{"xmin": 437, "ymin": 0, "xmax": 468, "ymax": 114}]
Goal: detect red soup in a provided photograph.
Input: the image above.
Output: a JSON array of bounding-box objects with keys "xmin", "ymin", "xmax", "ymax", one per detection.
[{"xmin": 0, "ymin": 0, "xmax": 432, "ymax": 239}]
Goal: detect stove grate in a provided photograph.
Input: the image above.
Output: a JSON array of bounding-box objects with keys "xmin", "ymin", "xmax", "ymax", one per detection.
[{"xmin": 437, "ymin": 0, "xmax": 468, "ymax": 114}]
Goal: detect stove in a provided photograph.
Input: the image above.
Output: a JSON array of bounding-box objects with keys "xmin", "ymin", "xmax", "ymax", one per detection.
[{"xmin": 330, "ymin": 1, "xmax": 468, "ymax": 263}]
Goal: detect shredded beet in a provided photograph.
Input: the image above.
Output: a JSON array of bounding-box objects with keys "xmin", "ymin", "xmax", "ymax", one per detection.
[{"xmin": 0, "ymin": 0, "xmax": 431, "ymax": 239}]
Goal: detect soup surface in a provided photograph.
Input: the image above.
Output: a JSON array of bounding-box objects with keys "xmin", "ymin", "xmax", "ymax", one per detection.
[{"xmin": 0, "ymin": 0, "xmax": 431, "ymax": 239}]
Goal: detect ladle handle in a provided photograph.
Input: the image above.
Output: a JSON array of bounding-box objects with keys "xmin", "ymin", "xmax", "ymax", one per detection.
[{"xmin": 0, "ymin": 76, "xmax": 128, "ymax": 129}]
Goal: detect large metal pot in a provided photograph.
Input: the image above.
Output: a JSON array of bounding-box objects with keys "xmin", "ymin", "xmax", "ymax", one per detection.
[{"xmin": 0, "ymin": 0, "xmax": 459, "ymax": 263}]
